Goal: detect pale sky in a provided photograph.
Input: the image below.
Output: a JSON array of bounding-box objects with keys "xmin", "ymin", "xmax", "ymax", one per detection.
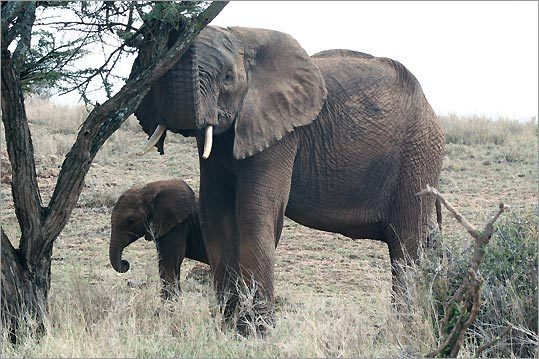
[{"xmin": 54, "ymin": 1, "xmax": 538, "ymax": 121}]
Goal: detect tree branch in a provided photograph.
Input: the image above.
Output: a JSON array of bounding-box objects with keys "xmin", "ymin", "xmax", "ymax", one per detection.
[
  {"xmin": 11, "ymin": 2, "xmax": 37, "ymax": 73},
  {"xmin": 1, "ymin": 4, "xmax": 44, "ymax": 265},
  {"xmin": 1, "ymin": 2, "xmax": 30, "ymax": 48},
  {"xmin": 417, "ymin": 185, "xmax": 482, "ymax": 239}
]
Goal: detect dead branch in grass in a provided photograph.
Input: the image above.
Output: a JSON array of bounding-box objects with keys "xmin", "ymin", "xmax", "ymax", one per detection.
[
  {"xmin": 474, "ymin": 324, "xmax": 514, "ymax": 357},
  {"xmin": 417, "ymin": 185, "xmax": 509, "ymax": 358}
]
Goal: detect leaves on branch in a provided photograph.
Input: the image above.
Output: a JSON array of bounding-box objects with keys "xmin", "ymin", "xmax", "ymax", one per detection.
[
  {"xmin": 21, "ymin": 29, "xmax": 90, "ymax": 95},
  {"xmin": 7, "ymin": 1, "xmax": 212, "ymax": 105}
]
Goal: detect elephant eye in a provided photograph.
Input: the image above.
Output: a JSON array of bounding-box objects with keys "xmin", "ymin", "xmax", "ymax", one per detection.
[{"xmin": 224, "ymin": 70, "xmax": 234, "ymax": 84}]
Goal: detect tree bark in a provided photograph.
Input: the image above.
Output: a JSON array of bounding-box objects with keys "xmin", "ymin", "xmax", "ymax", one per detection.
[
  {"xmin": 1, "ymin": 1, "xmax": 227, "ymax": 344},
  {"xmin": 1, "ymin": 228, "xmax": 52, "ymax": 343}
]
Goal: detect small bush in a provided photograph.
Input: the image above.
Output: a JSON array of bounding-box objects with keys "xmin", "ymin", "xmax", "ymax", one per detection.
[
  {"xmin": 475, "ymin": 212, "xmax": 538, "ymax": 357},
  {"xmin": 403, "ymin": 210, "xmax": 538, "ymax": 357},
  {"xmin": 78, "ymin": 188, "xmax": 119, "ymax": 209}
]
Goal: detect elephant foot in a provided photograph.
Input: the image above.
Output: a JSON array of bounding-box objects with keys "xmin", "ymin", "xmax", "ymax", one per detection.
[
  {"xmin": 235, "ymin": 290, "xmax": 275, "ymax": 337},
  {"xmin": 236, "ymin": 310, "xmax": 275, "ymax": 337},
  {"xmin": 160, "ymin": 283, "xmax": 181, "ymax": 301},
  {"xmin": 217, "ymin": 288, "xmax": 275, "ymax": 337}
]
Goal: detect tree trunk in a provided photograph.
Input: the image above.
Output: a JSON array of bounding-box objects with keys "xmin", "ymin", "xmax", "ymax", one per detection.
[{"xmin": 1, "ymin": 229, "xmax": 52, "ymax": 344}]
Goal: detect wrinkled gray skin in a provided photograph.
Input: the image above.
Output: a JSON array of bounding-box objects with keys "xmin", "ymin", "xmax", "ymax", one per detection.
[
  {"xmin": 133, "ymin": 26, "xmax": 445, "ymax": 331},
  {"xmin": 109, "ymin": 179, "xmax": 207, "ymax": 299}
]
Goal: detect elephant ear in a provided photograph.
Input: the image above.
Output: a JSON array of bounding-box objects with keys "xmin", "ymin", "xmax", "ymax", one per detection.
[
  {"xmin": 229, "ymin": 27, "xmax": 327, "ymax": 159},
  {"xmin": 135, "ymin": 89, "xmax": 167, "ymax": 155},
  {"xmin": 150, "ymin": 180, "xmax": 196, "ymax": 238}
]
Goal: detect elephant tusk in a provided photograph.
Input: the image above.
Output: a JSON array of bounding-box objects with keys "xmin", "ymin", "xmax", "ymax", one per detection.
[
  {"xmin": 136, "ymin": 125, "xmax": 167, "ymax": 156},
  {"xmin": 202, "ymin": 125, "xmax": 213, "ymax": 160}
]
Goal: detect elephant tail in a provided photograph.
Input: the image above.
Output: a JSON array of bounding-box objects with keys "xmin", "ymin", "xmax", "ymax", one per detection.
[{"xmin": 435, "ymin": 198, "xmax": 443, "ymax": 232}]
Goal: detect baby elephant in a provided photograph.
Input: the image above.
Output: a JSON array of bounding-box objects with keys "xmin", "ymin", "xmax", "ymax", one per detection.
[{"xmin": 109, "ymin": 179, "xmax": 208, "ymax": 298}]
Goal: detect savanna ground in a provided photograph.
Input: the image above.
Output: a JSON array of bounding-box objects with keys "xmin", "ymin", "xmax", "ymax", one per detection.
[{"xmin": 1, "ymin": 98, "xmax": 537, "ymax": 357}]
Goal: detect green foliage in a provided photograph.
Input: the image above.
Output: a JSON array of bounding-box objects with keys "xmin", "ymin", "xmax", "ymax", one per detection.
[
  {"xmin": 482, "ymin": 213, "xmax": 537, "ymax": 286},
  {"xmin": 410, "ymin": 211, "xmax": 538, "ymax": 357},
  {"xmin": 6, "ymin": 1, "xmax": 211, "ymax": 103},
  {"xmin": 145, "ymin": 2, "xmax": 208, "ymax": 28},
  {"xmin": 476, "ymin": 212, "xmax": 538, "ymax": 357},
  {"xmin": 21, "ymin": 30, "xmax": 89, "ymax": 95}
]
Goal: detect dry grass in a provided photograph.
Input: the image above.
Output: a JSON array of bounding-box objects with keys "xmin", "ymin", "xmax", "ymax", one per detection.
[
  {"xmin": 1, "ymin": 274, "xmax": 435, "ymax": 358},
  {"xmin": 26, "ymin": 97, "xmax": 88, "ymax": 135},
  {"xmin": 440, "ymin": 113, "xmax": 537, "ymax": 147},
  {"xmin": 23, "ymin": 98, "xmax": 138, "ymax": 165},
  {"xmin": 1, "ymin": 101, "xmax": 537, "ymax": 357}
]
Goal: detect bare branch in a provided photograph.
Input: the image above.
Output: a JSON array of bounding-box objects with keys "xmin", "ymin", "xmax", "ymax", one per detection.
[
  {"xmin": 475, "ymin": 325, "xmax": 514, "ymax": 357},
  {"xmin": 417, "ymin": 185, "xmax": 481, "ymax": 238},
  {"xmin": 57, "ymin": 40, "xmax": 128, "ymax": 100},
  {"xmin": 418, "ymin": 186, "xmax": 510, "ymax": 358}
]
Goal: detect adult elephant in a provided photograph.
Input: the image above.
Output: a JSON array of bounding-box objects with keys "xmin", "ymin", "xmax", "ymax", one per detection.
[{"xmin": 133, "ymin": 26, "xmax": 444, "ymax": 329}]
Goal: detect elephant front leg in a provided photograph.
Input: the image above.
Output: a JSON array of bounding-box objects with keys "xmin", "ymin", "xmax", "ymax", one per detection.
[
  {"xmin": 234, "ymin": 209, "xmax": 280, "ymax": 335},
  {"xmin": 155, "ymin": 227, "xmax": 186, "ymax": 300},
  {"xmin": 198, "ymin": 160, "xmax": 240, "ymax": 321},
  {"xmin": 233, "ymin": 151, "xmax": 295, "ymax": 335}
]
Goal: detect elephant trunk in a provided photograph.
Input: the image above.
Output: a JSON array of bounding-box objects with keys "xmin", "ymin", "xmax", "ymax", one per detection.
[
  {"xmin": 137, "ymin": 45, "xmax": 208, "ymax": 155},
  {"xmin": 163, "ymin": 44, "xmax": 204, "ymax": 132},
  {"xmin": 109, "ymin": 231, "xmax": 132, "ymax": 273}
]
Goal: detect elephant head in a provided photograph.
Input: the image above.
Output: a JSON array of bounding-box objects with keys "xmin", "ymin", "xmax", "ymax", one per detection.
[
  {"xmin": 134, "ymin": 26, "xmax": 327, "ymax": 159},
  {"xmin": 109, "ymin": 179, "xmax": 197, "ymax": 274}
]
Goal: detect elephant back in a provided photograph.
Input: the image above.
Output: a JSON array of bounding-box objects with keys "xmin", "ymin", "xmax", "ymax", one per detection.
[
  {"xmin": 313, "ymin": 50, "xmax": 422, "ymax": 99},
  {"xmin": 312, "ymin": 49, "xmax": 374, "ymax": 60}
]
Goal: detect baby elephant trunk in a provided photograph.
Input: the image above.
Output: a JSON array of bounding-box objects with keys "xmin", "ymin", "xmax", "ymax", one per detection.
[{"xmin": 109, "ymin": 231, "xmax": 132, "ymax": 273}]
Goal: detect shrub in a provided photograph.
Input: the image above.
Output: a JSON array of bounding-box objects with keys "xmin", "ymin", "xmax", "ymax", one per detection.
[
  {"xmin": 475, "ymin": 212, "xmax": 538, "ymax": 357},
  {"xmin": 402, "ymin": 210, "xmax": 538, "ymax": 357}
]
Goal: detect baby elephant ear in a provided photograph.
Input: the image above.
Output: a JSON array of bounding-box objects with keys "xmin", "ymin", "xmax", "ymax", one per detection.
[
  {"xmin": 150, "ymin": 180, "xmax": 196, "ymax": 238},
  {"xmin": 230, "ymin": 28, "xmax": 327, "ymax": 160}
]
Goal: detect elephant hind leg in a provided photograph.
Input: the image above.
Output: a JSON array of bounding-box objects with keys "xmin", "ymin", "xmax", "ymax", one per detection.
[{"xmin": 383, "ymin": 186, "xmax": 434, "ymax": 295}]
